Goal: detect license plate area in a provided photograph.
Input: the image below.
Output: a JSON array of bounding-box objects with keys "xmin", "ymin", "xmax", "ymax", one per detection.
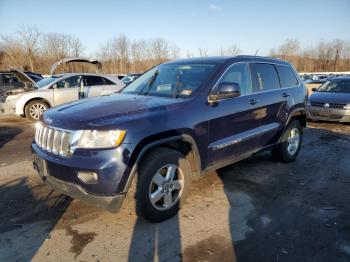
[
  {"xmin": 33, "ymin": 154, "xmax": 47, "ymax": 180},
  {"xmin": 318, "ymin": 108, "xmax": 332, "ymax": 115}
]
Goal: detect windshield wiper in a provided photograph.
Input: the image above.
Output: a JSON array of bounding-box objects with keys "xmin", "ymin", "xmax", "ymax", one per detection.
[{"xmin": 142, "ymin": 70, "xmax": 159, "ymax": 95}]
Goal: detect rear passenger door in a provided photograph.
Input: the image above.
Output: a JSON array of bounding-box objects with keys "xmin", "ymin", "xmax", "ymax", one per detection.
[
  {"xmin": 250, "ymin": 63, "xmax": 292, "ymax": 147},
  {"xmin": 83, "ymin": 75, "xmax": 108, "ymax": 98}
]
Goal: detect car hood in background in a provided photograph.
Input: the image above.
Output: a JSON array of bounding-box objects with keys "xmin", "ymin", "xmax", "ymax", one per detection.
[
  {"xmin": 42, "ymin": 94, "xmax": 186, "ymax": 129},
  {"xmin": 309, "ymin": 91, "xmax": 350, "ymax": 104},
  {"xmin": 0, "ymin": 69, "xmax": 36, "ymax": 96}
]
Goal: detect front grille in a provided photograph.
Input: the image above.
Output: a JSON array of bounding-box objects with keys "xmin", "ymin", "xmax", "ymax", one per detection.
[
  {"xmin": 35, "ymin": 124, "xmax": 72, "ymax": 157},
  {"xmin": 311, "ymin": 102, "xmax": 346, "ymax": 109}
]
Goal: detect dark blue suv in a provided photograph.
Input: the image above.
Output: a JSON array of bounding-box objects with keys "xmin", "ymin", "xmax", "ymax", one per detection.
[{"xmin": 32, "ymin": 56, "xmax": 307, "ymax": 222}]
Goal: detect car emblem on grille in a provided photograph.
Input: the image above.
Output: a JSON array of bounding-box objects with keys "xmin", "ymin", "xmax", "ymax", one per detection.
[{"xmin": 324, "ymin": 103, "xmax": 330, "ymax": 108}]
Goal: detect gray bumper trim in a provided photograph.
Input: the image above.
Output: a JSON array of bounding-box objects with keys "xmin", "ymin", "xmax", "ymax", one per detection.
[{"xmin": 44, "ymin": 174, "xmax": 125, "ymax": 213}]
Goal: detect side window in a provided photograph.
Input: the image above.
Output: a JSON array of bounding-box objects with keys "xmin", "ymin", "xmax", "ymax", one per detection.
[
  {"xmin": 56, "ymin": 76, "xmax": 81, "ymax": 89},
  {"xmin": 218, "ymin": 63, "xmax": 252, "ymax": 95},
  {"xmin": 275, "ymin": 65, "xmax": 299, "ymax": 88},
  {"xmin": 84, "ymin": 76, "xmax": 105, "ymax": 86},
  {"xmin": 252, "ymin": 63, "xmax": 280, "ymax": 92},
  {"xmin": 103, "ymin": 77, "xmax": 116, "ymax": 85}
]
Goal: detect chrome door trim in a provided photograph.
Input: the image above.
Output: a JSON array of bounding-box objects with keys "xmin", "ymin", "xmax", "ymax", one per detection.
[{"xmin": 208, "ymin": 123, "xmax": 280, "ymax": 151}]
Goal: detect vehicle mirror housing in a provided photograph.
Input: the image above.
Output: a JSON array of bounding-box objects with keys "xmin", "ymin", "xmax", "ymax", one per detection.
[
  {"xmin": 52, "ymin": 84, "xmax": 58, "ymax": 89},
  {"xmin": 209, "ymin": 82, "xmax": 241, "ymax": 102}
]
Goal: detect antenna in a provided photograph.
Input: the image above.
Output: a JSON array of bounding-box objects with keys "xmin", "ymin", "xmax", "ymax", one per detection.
[{"xmin": 255, "ymin": 49, "xmax": 259, "ymax": 56}]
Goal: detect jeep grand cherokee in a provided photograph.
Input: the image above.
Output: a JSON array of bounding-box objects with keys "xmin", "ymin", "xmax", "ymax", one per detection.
[{"xmin": 32, "ymin": 56, "xmax": 307, "ymax": 222}]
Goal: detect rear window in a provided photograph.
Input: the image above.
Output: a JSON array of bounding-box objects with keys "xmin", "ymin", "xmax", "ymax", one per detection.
[
  {"xmin": 275, "ymin": 65, "xmax": 299, "ymax": 88},
  {"xmin": 252, "ymin": 63, "xmax": 280, "ymax": 91}
]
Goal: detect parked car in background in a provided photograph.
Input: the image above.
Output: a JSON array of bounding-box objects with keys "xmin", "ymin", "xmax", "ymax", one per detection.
[
  {"xmin": 307, "ymin": 77, "xmax": 350, "ymax": 122},
  {"xmin": 32, "ymin": 56, "xmax": 307, "ymax": 222},
  {"xmin": 121, "ymin": 73, "xmax": 142, "ymax": 85},
  {"xmin": 0, "ymin": 58, "xmax": 125, "ymax": 120},
  {"xmin": 0, "ymin": 69, "xmax": 43, "ymax": 95}
]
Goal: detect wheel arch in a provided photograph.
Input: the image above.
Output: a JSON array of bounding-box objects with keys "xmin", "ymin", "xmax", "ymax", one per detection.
[
  {"xmin": 123, "ymin": 134, "xmax": 201, "ymax": 193},
  {"xmin": 286, "ymin": 108, "xmax": 306, "ymax": 128},
  {"xmin": 24, "ymin": 97, "xmax": 52, "ymax": 117}
]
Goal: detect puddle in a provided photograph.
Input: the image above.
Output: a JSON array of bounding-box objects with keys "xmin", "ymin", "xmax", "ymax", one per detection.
[{"xmin": 65, "ymin": 226, "xmax": 97, "ymax": 259}]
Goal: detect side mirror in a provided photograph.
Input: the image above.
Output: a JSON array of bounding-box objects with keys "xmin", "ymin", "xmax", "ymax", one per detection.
[
  {"xmin": 209, "ymin": 82, "xmax": 241, "ymax": 102},
  {"xmin": 311, "ymin": 87, "xmax": 317, "ymax": 92}
]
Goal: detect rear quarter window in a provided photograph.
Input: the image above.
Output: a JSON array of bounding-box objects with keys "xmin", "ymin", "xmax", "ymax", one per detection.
[
  {"xmin": 251, "ymin": 63, "xmax": 280, "ymax": 92},
  {"xmin": 275, "ymin": 65, "xmax": 299, "ymax": 88},
  {"xmin": 103, "ymin": 78, "xmax": 116, "ymax": 85},
  {"xmin": 84, "ymin": 76, "xmax": 105, "ymax": 86}
]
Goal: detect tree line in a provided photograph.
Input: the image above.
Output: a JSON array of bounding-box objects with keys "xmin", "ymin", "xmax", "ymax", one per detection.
[{"xmin": 1, "ymin": 26, "xmax": 349, "ymax": 74}]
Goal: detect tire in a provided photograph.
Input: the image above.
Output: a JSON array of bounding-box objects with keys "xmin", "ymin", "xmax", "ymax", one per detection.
[
  {"xmin": 272, "ymin": 120, "xmax": 303, "ymax": 163},
  {"xmin": 25, "ymin": 100, "xmax": 49, "ymax": 121},
  {"xmin": 135, "ymin": 147, "xmax": 191, "ymax": 223}
]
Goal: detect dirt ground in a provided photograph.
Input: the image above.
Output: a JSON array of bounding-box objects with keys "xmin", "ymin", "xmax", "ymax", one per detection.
[{"xmin": 0, "ymin": 116, "xmax": 349, "ymax": 262}]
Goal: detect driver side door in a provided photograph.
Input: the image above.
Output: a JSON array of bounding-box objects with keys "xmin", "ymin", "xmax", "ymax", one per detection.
[
  {"xmin": 53, "ymin": 76, "xmax": 82, "ymax": 106},
  {"xmin": 207, "ymin": 62, "xmax": 264, "ymax": 167}
]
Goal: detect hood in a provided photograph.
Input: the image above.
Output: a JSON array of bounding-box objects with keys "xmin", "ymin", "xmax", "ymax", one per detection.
[
  {"xmin": 0, "ymin": 69, "xmax": 36, "ymax": 96},
  {"xmin": 42, "ymin": 94, "xmax": 186, "ymax": 129},
  {"xmin": 11, "ymin": 69, "xmax": 36, "ymax": 84},
  {"xmin": 309, "ymin": 91, "xmax": 350, "ymax": 104},
  {"xmin": 50, "ymin": 57, "xmax": 103, "ymax": 75}
]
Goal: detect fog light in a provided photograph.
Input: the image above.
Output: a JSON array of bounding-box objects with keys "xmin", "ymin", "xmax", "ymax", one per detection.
[{"xmin": 77, "ymin": 171, "xmax": 98, "ymax": 184}]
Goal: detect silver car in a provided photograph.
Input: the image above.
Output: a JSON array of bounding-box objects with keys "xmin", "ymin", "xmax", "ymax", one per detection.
[
  {"xmin": 1, "ymin": 73, "xmax": 125, "ymax": 120},
  {"xmin": 0, "ymin": 58, "xmax": 125, "ymax": 120}
]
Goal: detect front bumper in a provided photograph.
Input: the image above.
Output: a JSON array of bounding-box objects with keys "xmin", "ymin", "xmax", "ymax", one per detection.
[
  {"xmin": 307, "ymin": 106, "xmax": 350, "ymax": 122},
  {"xmin": 32, "ymin": 141, "xmax": 136, "ymax": 212},
  {"xmin": 0, "ymin": 101, "xmax": 16, "ymax": 115}
]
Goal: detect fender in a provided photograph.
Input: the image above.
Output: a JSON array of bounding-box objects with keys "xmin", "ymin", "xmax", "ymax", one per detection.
[
  {"xmin": 19, "ymin": 97, "xmax": 52, "ymax": 116},
  {"xmin": 286, "ymin": 107, "xmax": 306, "ymax": 127},
  {"xmin": 122, "ymin": 134, "xmax": 201, "ymax": 193}
]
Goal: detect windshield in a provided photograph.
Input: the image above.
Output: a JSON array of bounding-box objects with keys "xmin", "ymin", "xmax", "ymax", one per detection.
[
  {"xmin": 121, "ymin": 63, "xmax": 217, "ymax": 98},
  {"xmin": 34, "ymin": 77, "xmax": 59, "ymax": 88},
  {"xmin": 317, "ymin": 79, "xmax": 350, "ymax": 93}
]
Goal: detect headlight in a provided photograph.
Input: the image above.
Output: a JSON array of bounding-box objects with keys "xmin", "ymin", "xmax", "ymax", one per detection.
[{"xmin": 74, "ymin": 130, "xmax": 126, "ymax": 149}]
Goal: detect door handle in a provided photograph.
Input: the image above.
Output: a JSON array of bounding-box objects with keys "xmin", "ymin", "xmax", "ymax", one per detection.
[
  {"xmin": 282, "ymin": 92, "xmax": 290, "ymax": 98},
  {"xmin": 249, "ymin": 99, "xmax": 259, "ymax": 105}
]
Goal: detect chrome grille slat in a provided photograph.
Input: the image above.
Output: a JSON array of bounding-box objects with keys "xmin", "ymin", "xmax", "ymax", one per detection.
[
  {"xmin": 46, "ymin": 128, "xmax": 53, "ymax": 152},
  {"xmin": 52, "ymin": 130, "xmax": 60, "ymax": 154},
  {"xmin": 35, "ymin": 125, "xmax": 71, "ymax": 157},
  {"xmin": 42, "ymin": 127, "xmax": 48, "ymax": 148}
]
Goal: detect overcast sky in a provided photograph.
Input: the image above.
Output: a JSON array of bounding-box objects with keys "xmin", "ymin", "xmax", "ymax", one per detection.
[{"xmin": 1, "ymin": 0, "xmax": 349, "ymax": 57}]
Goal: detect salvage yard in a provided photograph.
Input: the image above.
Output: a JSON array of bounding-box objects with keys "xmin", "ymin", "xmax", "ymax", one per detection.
[{"xmin": 0, "ymin": 116, "xmax": 349, "ymax": 262}]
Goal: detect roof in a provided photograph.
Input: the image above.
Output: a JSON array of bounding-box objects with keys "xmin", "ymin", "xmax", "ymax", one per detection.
[{"xmin": 164, "ymin": 55, "xmax": 289, "ymax": 65}]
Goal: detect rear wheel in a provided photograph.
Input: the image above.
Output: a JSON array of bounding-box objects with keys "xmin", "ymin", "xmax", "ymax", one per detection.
[
  {"xmin": 25, "ymin": 100, "xmax": 49, "ymax": 121},
  {"xmin": 272, "ymin": 120, "xmax": 303, "ymax": 162},
  {"xmin": 135, "ymin": 147, "xmax": 191, "ymax": 223}
]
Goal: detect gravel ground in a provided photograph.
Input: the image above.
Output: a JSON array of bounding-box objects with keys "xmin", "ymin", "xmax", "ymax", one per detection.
[{"xmin": 0, "ymin": 116, "xmax": 349, "ymax": 262}]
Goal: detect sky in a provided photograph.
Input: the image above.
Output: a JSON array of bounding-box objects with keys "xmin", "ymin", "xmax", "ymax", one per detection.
[{"xmin": 0, "ymin": 0, "xmax": 349, "ymax": 57}]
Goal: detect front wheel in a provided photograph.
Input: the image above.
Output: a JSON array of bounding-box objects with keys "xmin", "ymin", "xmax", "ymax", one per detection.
[
  {"xmin": 135, "ymin": 147, "xmax": 191, "ymax": 223},
  {"xmin": 25, "ymin": 100, "xmax": 49, "ymax": 121},
  {"xmin": 272, "ymin": 120, "xmax": 303, "ymax": 162}
]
